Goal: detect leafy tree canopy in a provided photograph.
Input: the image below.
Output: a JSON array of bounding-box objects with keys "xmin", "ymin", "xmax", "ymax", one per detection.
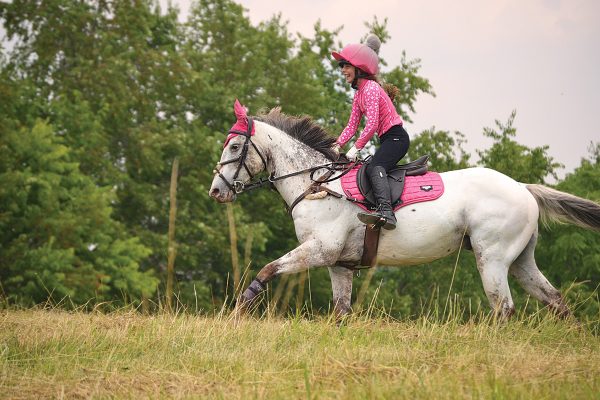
[{"xmin": 0, "ymin": 1, "xmax": 596, "ymax": 319}]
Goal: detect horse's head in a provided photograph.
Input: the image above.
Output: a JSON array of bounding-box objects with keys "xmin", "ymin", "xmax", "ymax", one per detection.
[{"xmin": 209, "ymin": 100, "xmax": 268, "ymax": 203}]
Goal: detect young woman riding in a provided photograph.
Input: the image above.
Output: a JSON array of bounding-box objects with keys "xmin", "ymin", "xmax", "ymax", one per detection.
[{"xmin": 332, "ymin": 34, "xmax": 410, "ymax": 230}]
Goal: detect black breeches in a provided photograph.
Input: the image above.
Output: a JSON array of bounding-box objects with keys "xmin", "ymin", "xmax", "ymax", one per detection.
[{"xmin": 366, "ymin": 124, "xmax": 410, "ymax": 174}]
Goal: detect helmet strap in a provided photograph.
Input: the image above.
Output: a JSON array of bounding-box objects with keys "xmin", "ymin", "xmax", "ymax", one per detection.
[
  {"xmin": 351, "ymin": 67, "xmax": 372, "ymax": 89},
  {"xmin": 351, "ymin": 67, "xmax": 361, "ymax": 89}
]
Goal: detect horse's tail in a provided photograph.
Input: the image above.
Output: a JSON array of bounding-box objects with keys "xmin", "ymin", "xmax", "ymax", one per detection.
[{"xmin": 526, "ymin": 184, "xmax": 600, "ymax": 231}]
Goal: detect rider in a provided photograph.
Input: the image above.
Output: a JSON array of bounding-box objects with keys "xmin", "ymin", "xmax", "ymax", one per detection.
[{"xmin": 332, "ymin": 34, "xmax": 410, "ymax": 230}]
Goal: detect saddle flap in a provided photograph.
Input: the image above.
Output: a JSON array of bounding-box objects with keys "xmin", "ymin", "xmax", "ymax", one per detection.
[
  {"xmin": 340, "ymin": 162, "xmax": 445, "ymax": 213},
  {"xmin": 357, "ymin": 155, "xmax": 429, "ymax": 208},
  {"xmin": 357, "ymin": 165, "xmax": 404, "ymax": 207}
]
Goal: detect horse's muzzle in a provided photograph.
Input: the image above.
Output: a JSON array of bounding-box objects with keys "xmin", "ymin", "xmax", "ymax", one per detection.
[{"xmin": 208, "ymin": 185, "xmax": 236, "ymax": 203}]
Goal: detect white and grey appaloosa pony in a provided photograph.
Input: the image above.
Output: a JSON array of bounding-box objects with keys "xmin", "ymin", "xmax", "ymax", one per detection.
[{"xmin": 209, "ymin": 104, "xmax": 600, "ymax": 319}]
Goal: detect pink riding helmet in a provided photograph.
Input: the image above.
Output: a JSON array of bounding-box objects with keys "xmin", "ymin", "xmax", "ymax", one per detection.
[{"xmin": 332, "ymin": 43, "xmax": 379, "ymax": 75}]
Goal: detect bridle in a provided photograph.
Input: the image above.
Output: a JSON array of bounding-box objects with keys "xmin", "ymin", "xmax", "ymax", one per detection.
[
  {"xmin": 213, "ymin": 117, "xmax": 358, "ymax": 212},
  {"xmin": 213, "ymin": 117, "xmax": 270, "ymax": 194}
]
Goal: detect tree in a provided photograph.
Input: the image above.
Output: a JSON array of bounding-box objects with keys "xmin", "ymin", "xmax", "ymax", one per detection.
[
  {"xmin": 1, "ymin": 0, "xmax": 183, "ymax": 306},
  {"xmin": 0, "ymin": 120, "xmax": 157, "ymax": 305},
  {"xmin": 477, "ymin": 111, "xmax": 563, "ymax": 183},
  {"xmin": 534, "ymin": 143, "xmax": 600, "ymax": 318},
  {"xmin": 363, "ymin": 16, "xmax": 435, "ymax": 123},
  {"xmin": 0, "ymin": 0, "xmax": 461, "ymax": 311},
  {"xmin": 407, "ymin": 128, "xmax": 471, "ymax": 171}
]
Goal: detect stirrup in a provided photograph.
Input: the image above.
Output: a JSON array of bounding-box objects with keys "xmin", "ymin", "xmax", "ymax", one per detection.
[
  {"xmin": 357, "ymin": 212, "xmax": 384, "ymax": 227},
  {"xmin": 358, "ymin": 207, "xmax": 396, "ymax": 230}
]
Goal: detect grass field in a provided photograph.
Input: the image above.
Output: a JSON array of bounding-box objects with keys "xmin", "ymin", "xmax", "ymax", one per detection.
[{"xmin": 1, "ymin": 308, "xmax": 598, "ymax": 399}]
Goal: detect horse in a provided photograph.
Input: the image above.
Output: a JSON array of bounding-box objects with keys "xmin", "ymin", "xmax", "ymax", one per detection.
[{"xmin": 209, "ymin": 101, "xmax": 600, "ymax": 319}]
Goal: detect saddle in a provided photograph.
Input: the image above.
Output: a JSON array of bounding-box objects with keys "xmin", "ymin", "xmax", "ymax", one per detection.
[{"xmin": 357, "ymin": 155, "xmax": 430, "ymax": 209}]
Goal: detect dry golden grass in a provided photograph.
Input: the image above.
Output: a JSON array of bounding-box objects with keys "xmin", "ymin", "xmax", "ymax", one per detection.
[{"xmin": 0, "ymin": 308, "xmax": 598, "ymax": 399}]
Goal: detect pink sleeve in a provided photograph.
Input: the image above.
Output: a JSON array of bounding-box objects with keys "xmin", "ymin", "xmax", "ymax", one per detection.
[
  {"xmin": 336, "ymin": 94, "xmax": 362, "ymax": 146},
  {"xmin": 355, "ymin": 82, "xmax": 380, "ymax": 149}
]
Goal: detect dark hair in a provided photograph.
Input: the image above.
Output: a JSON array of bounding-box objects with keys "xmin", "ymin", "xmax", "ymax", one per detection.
[{"xmin": 362, "ymin": 74, "xmax": 400, "ymax": 102}]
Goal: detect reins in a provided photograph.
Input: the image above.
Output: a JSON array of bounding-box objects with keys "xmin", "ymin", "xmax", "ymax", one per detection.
[
  {"xmin": 213, "ymin": 116, "xmax": 359, "ymax": 212},
  {"xmin": 240, "ymin": 160, "xmax": 352, "ymax": 194}
]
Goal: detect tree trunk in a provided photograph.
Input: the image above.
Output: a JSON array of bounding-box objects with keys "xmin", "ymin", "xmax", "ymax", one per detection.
[
  {"xmin": 166, "ymin": 158, "xmax": 179, "ymax": 313},
  {"xmin": 242, "ymin": 228, "xmax": 254, "ymax": 289},
  {"xmin": 226, "ymin": 203, "xmax": 240, "ymax": 295},
  {"xmin": 270, "ymin": 274, "xmax": 289, "ymax": 312},
  {"xmin": 278, "ymin": 275, "xmax": 296, "ymax": 315},
  {"xmin": 355, "ymin": 267, "xmax": 377, "ymax": 311},
  {"xmin": 295, "ymin": 271, "xmax": 307, "ymax": 312}
]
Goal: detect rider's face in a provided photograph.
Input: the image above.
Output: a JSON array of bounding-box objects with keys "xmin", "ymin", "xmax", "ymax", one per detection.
[{"xmin": 341, "ymin": 64, "xmax": 355, "ymax": 84}]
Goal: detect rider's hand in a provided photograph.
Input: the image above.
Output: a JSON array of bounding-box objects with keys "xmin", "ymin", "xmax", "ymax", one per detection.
[
  {"xmin": 346, "ymin": 145, "xmax": 359, "ymax": 161},
  {"xmin": 332, "ymin": 143, "xmax": 341, "ymax": 155}
]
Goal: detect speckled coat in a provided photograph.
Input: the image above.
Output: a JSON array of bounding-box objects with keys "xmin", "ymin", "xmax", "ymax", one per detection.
[{"xmin": 210, "ymin": 106, "xmax": 599, "ymax": 320}]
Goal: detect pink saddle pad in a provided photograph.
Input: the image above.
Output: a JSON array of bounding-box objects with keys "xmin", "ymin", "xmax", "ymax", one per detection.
[{"xmin": 340, "ymin": 164, "xmax": 444, "ymax": 211}]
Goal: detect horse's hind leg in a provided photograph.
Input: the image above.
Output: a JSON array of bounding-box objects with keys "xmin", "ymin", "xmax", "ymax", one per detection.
[
  {"xmin": 472, "ymin": 242, "xmax": 518, "ymax": 319},
  {"xmin": 476, "ymin": 259, "xmax": 516, "ymax": 320},
  {"xmin": 509, "ymin": 232, "xmax": 571, "ymax": 318}
]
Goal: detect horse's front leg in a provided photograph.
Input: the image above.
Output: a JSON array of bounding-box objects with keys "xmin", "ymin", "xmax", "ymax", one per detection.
[
  {"xmin": 328, "ymin": 266, "xmax": 353, "ymax": 319},
  {"xmin": 238, "ymin": 238, "xmax": 340, "ymax": 309}
]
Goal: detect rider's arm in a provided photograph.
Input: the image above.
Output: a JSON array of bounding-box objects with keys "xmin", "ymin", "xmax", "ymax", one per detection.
[
  {"xmin": 354, "ymin": 81, "xmax": 380, "ymax": 149},
  {"xmin": 336, "ymin": 94, "xmax": 362, "ymax": 147}
]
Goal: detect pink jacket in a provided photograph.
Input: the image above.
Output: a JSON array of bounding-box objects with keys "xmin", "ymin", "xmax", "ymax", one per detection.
[{"xmin": 337, "ymin": 79, "xmax": 403, "ymax": 149}]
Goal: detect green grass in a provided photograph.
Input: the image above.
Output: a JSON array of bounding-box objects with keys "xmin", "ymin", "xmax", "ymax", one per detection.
[{"xmin": 0, "ymin": 308, "xmax": 598, "ymax": 399}]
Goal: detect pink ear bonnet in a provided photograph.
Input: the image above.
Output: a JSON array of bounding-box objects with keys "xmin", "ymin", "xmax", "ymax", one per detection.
[{"xmin": 224, "ymin": 99, "xmax": 255, "ymax": 147}]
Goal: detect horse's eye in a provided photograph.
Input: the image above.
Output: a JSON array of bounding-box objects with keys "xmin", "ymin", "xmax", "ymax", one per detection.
[{"xmin": 230, "ymin": 144, "xmax": 239, "ymax": 151}]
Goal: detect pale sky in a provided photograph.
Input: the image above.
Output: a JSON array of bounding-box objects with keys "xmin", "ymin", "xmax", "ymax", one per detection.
[{"xmin": 164, "ymin": 0, "xmax": 600, "ymax": 177}]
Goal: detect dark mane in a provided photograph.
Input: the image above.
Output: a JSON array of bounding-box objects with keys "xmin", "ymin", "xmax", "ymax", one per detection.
[{"xmin": 254, "ymin": 108, "xmax": 338, "ymax": 160}]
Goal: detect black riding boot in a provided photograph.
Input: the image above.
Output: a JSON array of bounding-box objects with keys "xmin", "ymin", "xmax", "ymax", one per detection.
[{"xmin": 357, "ymin": 166, "xmax": 397, "ymax": 230}]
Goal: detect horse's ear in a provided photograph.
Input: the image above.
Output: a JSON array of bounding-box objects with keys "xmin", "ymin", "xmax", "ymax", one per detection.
[{"xmin": 234, "ymin": 99, "xmax": 248, "ymax": 120}]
